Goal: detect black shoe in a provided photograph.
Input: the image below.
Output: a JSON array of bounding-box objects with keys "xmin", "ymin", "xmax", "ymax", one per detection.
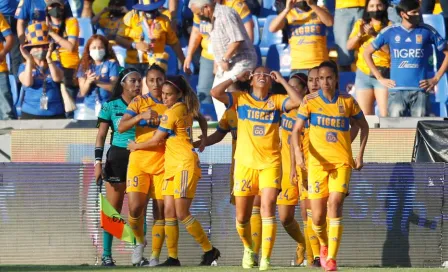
[
  {"xmin": 157, "ymin": 257, "xmax": 181, "ymax": 266},
  {"xmin": 312, "ymin": 257, "xmax": 321, "ymax": 268},
  {"xmin": 200, "ymin": 247, "xmax": 221, "ymax": 266},
  {"xmin": 133, "ymin": 257, "xmax": 150, "ymax": 267},
  {"xmin": 101, "ymin": 256, "xmax": 116, "ymax": 267}
]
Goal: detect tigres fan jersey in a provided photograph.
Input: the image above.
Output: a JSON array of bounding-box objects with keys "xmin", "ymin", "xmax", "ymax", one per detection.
[
  {"xmin": 286, "ymin": 7, "xmax": 329, "ymax": 69},
  {"xmin": 0, "ymin": 14, "xmax": 11, "ymax": 73},
  {"xmin": 297, "ymin": 90, "xmax": 363, "ymax": 170},
  {"xmin": 50, "ymin": 17, "xmax": 80, "ymax": 69},
  {"xmin": 126, "ymin": 93, "xmax": 167, "ymax": 174},
  {"xmin": 336, "ymin": 0, "xmax": 366, "ymax": 9},
  {"xmin": 118, "ymin": 11, "xmax": 178, "ymax": 64},
  {"xmin": 193, "ymin": 0, "xmax": 252, "ymax": 60},
  {"xmin": 302, "ymin": 121, "xmax": 310, "ymax": 163},
  {"xmin": 280, "ymin": 109, "xmax": 298, "ymax": 174},
  {"xmin": 158, "ymin": 102, "xmax": 200, "ymax": 179},
  {"xmin": 227, "ymin": 92, "xmax": 289, "ymax": 169},
  {"xmin": 98, "ymin": 13, "xmax": 123, "ymax": 44},
  {"xmin": 349, "ymin": 19, "xmax": 391, "ymax": 75}
]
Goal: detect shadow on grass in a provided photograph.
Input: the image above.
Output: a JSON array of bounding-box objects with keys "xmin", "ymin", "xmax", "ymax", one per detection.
[{"xmin": 0, "ymin": 265, "xmax": 140, "ymax": 271}]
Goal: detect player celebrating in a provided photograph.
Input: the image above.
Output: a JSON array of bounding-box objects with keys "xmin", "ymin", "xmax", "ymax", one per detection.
[
  {"xmin": 211, "ymin": 66, "xmax": 301, "ymax": 270},
  {"xmin": 118, "ymin": 64, "xmax": 167, "ymax": 266},
  {"xmin": 94, "ymin": 68, "xmax": 142, "ymax": 266},
  {"xmin": 128, "ymin": 75, "xmax": 221, "ymax": 266},
  {"xmin": 292, "ymin": 61, "xmax": 369, "ymax": 271}
]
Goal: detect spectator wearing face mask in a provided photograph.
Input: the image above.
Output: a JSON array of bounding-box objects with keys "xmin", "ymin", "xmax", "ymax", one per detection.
[
  {"xmin": 116, "ymin": 0, "xmax": 185, "ymax": 76},
  {"xmin": 77, "ymin": 35, "xmax": 119, "ymax": 120},
  {"xmin": 18, "ymin": 23, "xmax": 65, "ymax": 119},
  {"xmin": 269, "ymin": 0, "xmax": 333, "ymax": 76},
  {"xmin": 364, "ymin": 0, "xmax": 448, "ymax": 117},
  {"xmin": 92, "ymin": 0, "xmax": 129, "ymax": 43}
]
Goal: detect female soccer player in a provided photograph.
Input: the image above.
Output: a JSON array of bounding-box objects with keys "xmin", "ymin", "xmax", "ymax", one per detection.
[
  {"xmin": 211, "ymin": 66, "xmax": 301, "ymax": 271},
  {"xmin": 128, "ymin": 75, "xmax": 220, "ymax": 266},
  {"xmin": 292, "ymin": 61, "xmax": 369, "ymax": 271},
  {"xmin": 94, "ymin": 68, "xmax": 142, "ymax": 266},
  {"xmin": 118, "ymin": 64, "xmax": 167, "ymax": 266}
]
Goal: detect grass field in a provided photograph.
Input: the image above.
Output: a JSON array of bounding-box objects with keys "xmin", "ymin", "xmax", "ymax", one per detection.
[{"xmin": 0, "ymin": 266, "xmax": 445, "ymax": 272}]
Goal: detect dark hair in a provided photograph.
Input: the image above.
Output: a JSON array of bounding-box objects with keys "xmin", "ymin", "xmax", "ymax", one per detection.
[
  {"xmin": 290, "ymin": 73, "xmax": 308, "ymax": 89},
  {"xmin": 110, "ymin": 68, "xmax": 141, "ymax": 100},
  {"xmin": 146, "ymin": 63, "xmax": 166, "ymax": 78},
  {"xmin": 362, "ymin": 0, "xmax": 389, "ymax": 27},
  {"xmin": 309, "ymin": 66, "xmax": 319, "ymax": 74},
  {"xmin": 109, "ymin": 0, "xmax": 126, "ymax": 6},
  {"xmin": 79, "ymin": 35, "xmax": 117, "ymax": 74},
  {"xmin": 318, "ymin": 61, "xmax": 340, "ymax": 90},
  {"xmin": 46, "ymin": 3, "xmax": 69, "ymax": 38},
  {"xmin": 396, "ymin": 0, "xmax": 420, "ymax": 18},
  {"xmin": 164, "ymin": 75, "xmax": 200, "ymax": 117}
]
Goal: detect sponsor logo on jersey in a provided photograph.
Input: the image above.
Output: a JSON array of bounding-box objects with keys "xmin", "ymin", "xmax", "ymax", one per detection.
[
  {"xmin": 395, "ymin": 35, "xmax": 401, "ymax": 43},
  {"xmin": 398, "ymin": 61, "xmax": 420, "ymax": 68},
  {"xmin": 405, "ymin": 37, "xmax": 412, "ymax": 43}
]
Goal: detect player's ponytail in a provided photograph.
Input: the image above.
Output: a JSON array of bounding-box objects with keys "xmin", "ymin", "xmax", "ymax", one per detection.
[{"xmin": 165, "ymin": 75, "xmax": 200, "ymax": 117}]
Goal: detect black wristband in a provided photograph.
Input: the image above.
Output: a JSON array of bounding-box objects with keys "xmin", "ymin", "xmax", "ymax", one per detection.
[{"xmin": 95, "ymin": 147, "xmax": 104, "ymax": 161}]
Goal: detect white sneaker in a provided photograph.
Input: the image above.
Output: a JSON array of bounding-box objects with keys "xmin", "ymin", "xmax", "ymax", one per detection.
[
  {"xmin": 149, "ymin": 257, "xmax": 159, "ymax": 267},
  {"xmin": 132, "ymin": 244, "xmax": 144, "ymax": 265}
]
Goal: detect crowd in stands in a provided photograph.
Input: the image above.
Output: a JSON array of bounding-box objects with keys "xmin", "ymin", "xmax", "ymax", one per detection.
[{"xmin": 0, "ymin": 0, "xmax": 446, "ymax": 120}]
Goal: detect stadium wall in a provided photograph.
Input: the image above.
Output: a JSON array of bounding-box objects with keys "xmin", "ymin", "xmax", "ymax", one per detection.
[{"xmin": 0, "ymin": 163, "xmax": 446, "ymax": 267}]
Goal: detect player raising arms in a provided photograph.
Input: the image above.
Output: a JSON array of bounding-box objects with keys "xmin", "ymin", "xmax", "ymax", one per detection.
[
  {"xmin": 211, "ymin": 66, "xmax": 301, "ymax": 271},
  {"xmin": 128, "ymin": 75, "xmax": 221, "ymax": 266},
  {"xmin": 94, "ymin": 68, "xmax": 142, "ymax": 266},
  {"xmin": 118, "ymin": 64, "xmax": 167, "ymax": 266},
  {"xmin": 292, "ymin": 61, "xmax": 369, "ymax": 271}
]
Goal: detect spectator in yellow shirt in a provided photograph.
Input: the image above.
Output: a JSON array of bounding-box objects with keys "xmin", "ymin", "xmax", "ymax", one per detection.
[
  {"xmin": 334, "ymin": 0, "xmax": 366, "ymax": 71},
  {"xmin": 347, "ymin": 0, "xmax": 390, "ymax": 116},
  {"xmin": 91, "ymin": 0, "xmax": 128, "ymax": 42},
  {"xmin": 116, "ymin": 0, "xmax": 185, "ymax": 76},
  {"xmin": 269, "ymin": 0, "xmax": 333, "ymax": 76}
]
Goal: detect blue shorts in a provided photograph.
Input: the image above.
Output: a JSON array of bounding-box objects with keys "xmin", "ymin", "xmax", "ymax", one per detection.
[{"xmin": 354, "ymin": 69, "xmax": 387, "ymax": 91}]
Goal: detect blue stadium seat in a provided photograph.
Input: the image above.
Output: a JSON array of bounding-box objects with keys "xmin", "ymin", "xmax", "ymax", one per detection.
[
  {"xmin": 258, "ymin": 0, "xmax": 276, "ymax": 27},
  {"xmin": 96, "ymin": 28, "xmax": 106, "ymax": 36},
  {"xmin": 112, "ymin": 45, "xmax": 127, "ymax": 67},
  {"xmin": 259, "ymin": 15, "xmax": 283, "ymax": 56},
  {"xmin": 187, "ymin": 74, "xmax": 199, "ymax": 92},
  {"xmin": 339, "ymin": 72, "xmax": 356, "ymax": 93},
  {"xmin": 9, "ymin": 75, "xmax": 18, "ymax": 106},
  {"xmin": 266, "ymin": 44, "xmax": 290, "ymax": 77},
  {"xmin": 252, "ymin": 15, "xmax": 260, "ymax": 45},
  {"xmin": 327, "ymin": 26, "xmax": 336, "ymax": 49},
  {"xmin": 200, "ymin": 103, "xmax": 217, "ymax": 121},
  {"xmin": 437, "ymin": 74, "xmax": 448, "ymax": 117},
  {"xmin": 15, "ymin": 86, "xmax": 24, "ymax": 118},
  {"xmin": 181, "ymin": 47, "xmax": 195, "ymax": 73},
  {"xmin": 78, "ymin": 18, "xmax": 94, "ymax": 47},
  {"xmin": 165, "ymin": 46, "xmax": 179, "ymax": 76},
  {"xmin": 254, "ymin": 45, "xmax": 262, "ymax": 66},
  {"xmin": 423, "ymin": 14, "xmax": 446, "ymax": 39}
]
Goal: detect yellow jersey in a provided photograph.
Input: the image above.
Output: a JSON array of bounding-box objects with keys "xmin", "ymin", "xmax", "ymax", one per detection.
[
  {"xmin": 50, "ymin": 17, "xmax": 80, "ymax": 69},
  {"xmin": 302, "ymin": 121, "xmax": 310, "ymax": 163},
  {"xmin": 349, "ymin": 19, "xmax": 391, "ymax": 75},
  {"xmin": 193, "ymin": 0, "xmax": 252, "ymax": 60},
  {"xmin": 228, "ymin": 91, "xmax": 289, "ymax": 169},
  {"xmin": 0, "ymin": 14, "xmax": 11, "ymax": 73},
  {"xmin": 126, "ymin": 93, "xmax": 167, "ymax": 174},
  {"xmin": 98, "ymin": 13, "xmax": 123, "ymax": 44},
  {"xmin": 159, "ymin": 102, "xmax": 201, "ymax": 179},
  {"xmin": 286, "ymin": 7, "xmax": 329, "ymax": 69},
  {"xmin": 280, "ymin": 109, "xmax": 300, "ymax": 175},
  {"xmin": 217, "ymin": 107, "xmax": 238, "ymax": 178},
  {"xmin": 297, "ymin": 90, "xmax": 363, "ymax": 170},
  {"xmin": 336, "ymin": 0, "xmax": 366, "ymax": 9},
  {"xmin": 118, "ymin": 10, "xmax": 178, "ymax": 64}
]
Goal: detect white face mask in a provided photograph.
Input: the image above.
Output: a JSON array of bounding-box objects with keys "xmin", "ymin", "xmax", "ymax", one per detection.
[{"xmin": 90, "ymin": 49, "xmax": 106, "ymax": 61}]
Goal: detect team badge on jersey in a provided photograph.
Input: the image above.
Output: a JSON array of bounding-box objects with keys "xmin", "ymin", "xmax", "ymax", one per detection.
[
  {"xmin": 338, "ymin": 104, "xmax": 345, "ymax": 114},
  {"xmin": 416, "ymin": 34, "xmax": 422, "ymax": 44},
  {"xmin": 267, "ymin": 100, "xmax": 275, "ymax": 109}
]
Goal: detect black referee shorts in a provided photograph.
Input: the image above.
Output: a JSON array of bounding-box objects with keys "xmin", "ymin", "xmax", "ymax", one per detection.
[{"xmin": 103, "ymin": 145, "xmax": 130, "ymax": 183}]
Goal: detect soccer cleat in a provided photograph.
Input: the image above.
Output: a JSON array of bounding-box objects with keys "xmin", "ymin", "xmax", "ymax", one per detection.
[
  {"xmin": 295, "ymin": 244, "xmax": 305, "ymax": 266},
  {"xmin": 132, "ymin": 244, "xmax": 145, "ymax": 265},
  {"xmin": 157, "ymin": 257, "xmax": 181, "ymax": 266},
  {"xmin": 200, "ymin": 247, "xmax": 221, "ymax": 266},
  {"xmin": 101, "ymin": 256, "xmax": 116, "ymax": 266},
  {"xmin": 326, "ymin": 259, "xmax": 337, "ymax": 271},
  {"xmin": 312, "ymin": 257, "xmax": 322, "ymax": 268},
  {"xmin": 253, "ymin": 253, "xmax": 259, "ymax": 267},
  {"xmin": 242, "ymin": 248, "xmax": 255, "ymax": 269},
  {"xmin": 134, "ymin": 257, "xmax": 150, "ymax": 267},
  {"xmin": 149, "ymin": 257, "xmax": 159, "ymax": 267},
  {"xmin": 320, "ymin": 246, "xmax": 328, "ymax": 269},
  {"xmin": 259, "ymin": 257, "xmax": 271, "ymax": 271}
]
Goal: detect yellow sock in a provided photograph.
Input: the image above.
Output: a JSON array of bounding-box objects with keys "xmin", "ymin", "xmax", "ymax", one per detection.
[
  {"xmin": 250, "ymin": 206, "xmax": 262, "ymax": 255},
  {"xmin": 303, "ymin": 221, "xmax": 314, "ymax": 264},
  {"xmin": 236, "ymin": 220, "xmax": 252, "ymax": 249},
  {"xmin": 261, "ymin": 216, "xmax": 277, "ymax": 259},
  {"xmin": 128, "ymin": 213, "xmax": 145, "ymax": 245},
  {"xmin": 284, "ymin": 219, "xmax": 305, "ymax": 245},
  {"xmin": 181, "ymin": 215, "xmax": 213, "ymax": 252},
  {"xmin": 312, "ymin": 222, "xmax": 328, "ymax": 247},
  {"xmin": 165, "ymin": 218, "xmax": 179, "ymax": 259},
  {"xmin": 328, "ymin": 217, "xmax": 343, "ymax": 260},
  {"xmin": 307, "ymin": 210, "xmax": 320, "ymax": 258},
  {"xmin": 151, "ymin": 220, "xmax": 165, "ymax": 258}
]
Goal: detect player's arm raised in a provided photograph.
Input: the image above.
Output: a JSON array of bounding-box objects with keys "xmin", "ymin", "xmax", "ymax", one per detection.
[
  {"xmin": 292, "ymin": 118, "xmax": 306, "ymax": 171},
  {"xmin": 271, "ymin": 71, "xmax": 302, "ymax": 111},
  {"xmin": 351, "ymin": 114, "xmax": 369, "ymax": 170},
  {"xmin": 210, "ymin": 70, "xmax": 251, "ymax": 105}
]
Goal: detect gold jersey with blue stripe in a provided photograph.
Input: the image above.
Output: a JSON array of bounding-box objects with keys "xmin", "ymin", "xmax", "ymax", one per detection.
[
  {"xmin": 227, "ymin": 91, "xmax": 289, "ymax": 169},
  {"xmin": 297, "ymin": 90, "xmax": 363, "ymax": 170}
]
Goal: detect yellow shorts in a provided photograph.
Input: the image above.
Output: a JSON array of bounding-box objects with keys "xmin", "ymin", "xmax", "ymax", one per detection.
[
  {"xmin": 277, "ymin": 170, "xmax": 299, "ymax": 206},
  {"xmin": 298, "ymin": 169, "xmax": 308, "ymax": 201},
  {"xmin": 233, "ymin": 163, "xmax": 281, "ymax": 197},
  {"xmin": 162, "ymin": 170, "xmax": 200, "ymax": 199},
  {"xmin": 126, "ymin": 164, "xmax": 164, "ymax": 200},
  {"xmin": 308, "ymin": 165, "xmax": 352, "ymax": 200}
]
